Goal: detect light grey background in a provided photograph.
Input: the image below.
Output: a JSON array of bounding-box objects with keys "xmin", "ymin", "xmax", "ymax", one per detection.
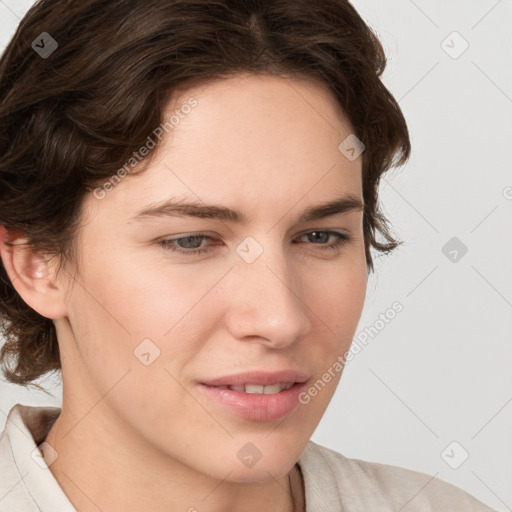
[{"xmin": 0, "ymin": 1, "xmax": 511, "ymax": 510}]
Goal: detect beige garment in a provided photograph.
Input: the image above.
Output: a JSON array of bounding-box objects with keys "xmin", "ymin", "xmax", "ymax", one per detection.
[{"xmin": 0, "ymin": 403, "xmax": 497, "ymax": 512}]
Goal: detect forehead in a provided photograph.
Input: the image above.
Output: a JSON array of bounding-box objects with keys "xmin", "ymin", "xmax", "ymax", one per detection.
[
  {"xmin": 83, "ymin": 73, "xmax": 362, "ymax": 223},
  {"xmin": 165, "ymin": 72, "xmax": 355, "ymax": 160}
]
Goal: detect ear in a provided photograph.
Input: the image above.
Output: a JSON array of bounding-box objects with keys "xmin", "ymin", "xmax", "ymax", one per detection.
[{"xmin": 0, "ymin": 225, "xmax": 69, "ymax": 319}]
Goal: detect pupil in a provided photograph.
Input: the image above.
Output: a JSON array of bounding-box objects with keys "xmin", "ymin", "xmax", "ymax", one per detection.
[
  {"xmin": 180, "ymin": 236, "xmax": 202, "ymax": 249},
  {"xmin": 311, "ymin": 231, "xmax": 328, "ymax": 243}
]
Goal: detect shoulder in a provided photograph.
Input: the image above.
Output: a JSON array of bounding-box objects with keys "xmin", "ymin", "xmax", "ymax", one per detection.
[
  {"xmin": 0, "ymin": 404, "xmax": 69, "ymax": 512},
  {"xmin": 297, "ymin": 440, "xmax": 496, "ymax": 511}
]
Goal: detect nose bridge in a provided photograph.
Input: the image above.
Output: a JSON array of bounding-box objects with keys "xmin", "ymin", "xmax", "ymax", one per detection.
[{"xmin": 225, "ymin": 234, "xmax": 312, "ymax": 346}]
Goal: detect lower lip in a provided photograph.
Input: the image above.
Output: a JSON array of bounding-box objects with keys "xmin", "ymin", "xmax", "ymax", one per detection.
[{"xmin": 198, "ymin": 382, "xmax": 307, "ymax": 421}]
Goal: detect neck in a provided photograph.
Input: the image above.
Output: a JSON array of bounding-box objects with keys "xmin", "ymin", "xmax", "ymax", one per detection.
[
  {"xmin": 43, "ymin": 318, "xmax": 306, "ymax": 512},
  {"xmin": 44, "ymin": 402, "xmax": 304, "ymax": 512}
]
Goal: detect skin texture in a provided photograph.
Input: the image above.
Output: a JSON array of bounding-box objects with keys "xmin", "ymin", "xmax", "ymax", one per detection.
[{"xmin": 0, "ymin": 73, "xmax": 368, "ymax": 512}]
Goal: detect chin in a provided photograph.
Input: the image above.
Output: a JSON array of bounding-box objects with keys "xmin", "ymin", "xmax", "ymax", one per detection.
[
  {"xmin": 221, "ymin": 459, "xmax": 296, "ymax": 484},
  {"xmin": 208, "ymin": 434, "xmax": 309, "ymax": 483}
]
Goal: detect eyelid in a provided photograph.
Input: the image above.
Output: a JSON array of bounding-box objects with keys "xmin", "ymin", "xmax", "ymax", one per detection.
[
  {"xmin": 159, "ymin": 229, "xmax": 349, "ymax": 244},
  {"xmin": 158, "ymin": 229, "xmax": 352, "ymax": 256}
]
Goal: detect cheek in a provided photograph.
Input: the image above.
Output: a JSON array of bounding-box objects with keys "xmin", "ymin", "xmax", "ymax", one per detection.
[
  {"xmin": 66, "ymin": 251, "xmax": 225, "ymax": 379},
  {"xmin": 297, "ymin": 254, "xmax": 367, "ymax": 405},
  {"xmin": 64, "ymin": 258, "xmax": 214, "ymax": 425},
  {"xmin": 303, "ymin": 253, "xmax": 367, "ymax": 337}
]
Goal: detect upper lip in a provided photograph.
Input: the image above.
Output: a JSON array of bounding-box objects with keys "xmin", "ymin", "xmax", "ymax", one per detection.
[{"xmin": 201, "ymin": 370, "xmax": 309, "ymax": 387}]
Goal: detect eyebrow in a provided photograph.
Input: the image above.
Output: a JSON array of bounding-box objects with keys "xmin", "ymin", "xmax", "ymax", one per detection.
[{"xmin": 131, "ymin": 193, "xmax": 364, "ymax": 224}]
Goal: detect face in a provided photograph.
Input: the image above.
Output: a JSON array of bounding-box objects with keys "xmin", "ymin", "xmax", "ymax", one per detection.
[{"xmin": 56, "ymin": 73, "xmax": 368, "ymax": 482}]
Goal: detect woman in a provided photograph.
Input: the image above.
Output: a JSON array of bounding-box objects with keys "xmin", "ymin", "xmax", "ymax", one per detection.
[{"xmin": 0, "ymin": 0, "xmax": 497, "ymax": 510}]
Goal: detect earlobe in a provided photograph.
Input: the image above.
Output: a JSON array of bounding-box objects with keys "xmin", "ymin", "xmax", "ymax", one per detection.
[{"xmin": 0, "ymin": 225, "xmax": 68, "ymax": 319}]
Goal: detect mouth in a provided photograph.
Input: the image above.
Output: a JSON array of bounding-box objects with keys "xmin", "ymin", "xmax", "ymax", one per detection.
[
  {"xmin": 198, "ymin": 370, "xmax": 309, "ymax": 421},
  {"xmin": 201, "ymin": 369, "xmax": 308, "ymax": 388},
  {"xmin": 211, "ymin": 382, "xmax": 295, "ymax": 394}
]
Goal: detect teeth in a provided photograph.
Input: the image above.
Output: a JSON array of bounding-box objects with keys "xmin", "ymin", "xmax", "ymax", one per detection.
[
  {"xmin": 262, "ymin": 383, "xmax": 284, "ymax": 394},
  {"xmin": 221, "ymin": 382, "xmax": 294, "ymax": 394},
  {"xmin": 244, "ymin": 384, "xmax": 264, "ymax": 394}
]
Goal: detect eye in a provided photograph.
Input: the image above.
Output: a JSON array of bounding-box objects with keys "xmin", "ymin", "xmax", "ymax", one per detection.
[
  {"xmin": 294, "ymin": 230, "xmax": 351, "ymax": 251},
  {"xmin": 157, "ymin": 230, "xmax": 351, "ymax": 256},
  {"xmin": 158, "ymin": 233, "xmax": 217, "ymax": 255}
]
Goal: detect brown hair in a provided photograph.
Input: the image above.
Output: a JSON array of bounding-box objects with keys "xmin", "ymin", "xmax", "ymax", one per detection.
[{"xmin": 0, "ymin": 0, "xmax": 410, "ymax": 389}]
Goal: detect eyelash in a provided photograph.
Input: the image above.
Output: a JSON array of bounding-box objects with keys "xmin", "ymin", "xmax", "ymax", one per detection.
[{"xmin": 158, "ymin": 230, "xmax": 351, "ymax": 256}]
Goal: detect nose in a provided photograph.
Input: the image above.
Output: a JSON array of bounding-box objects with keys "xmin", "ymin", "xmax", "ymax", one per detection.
[{"xmin": 224, "ymin": 239, "xmax": 313, "ymax": 349}]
